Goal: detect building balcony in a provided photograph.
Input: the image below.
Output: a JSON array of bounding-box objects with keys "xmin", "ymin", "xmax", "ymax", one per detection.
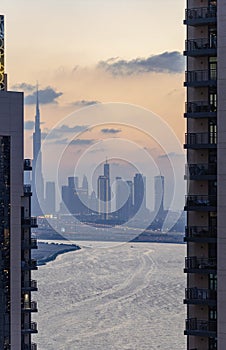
[
  {"xmin": 184, "ymin": 69, "xmax": 217, "ymax": 87},
  {"xmin": 184, "ymin": 132, "xmax": 217, "ymax": 149},
  {"xmin": 184, "ymin": 38, "xmax": 217, "ymax": 57},
  {"xmin": 24, "ymin": 184, "xmax": 32, "ymax": 196},
  {"xmin": 185, "ymin": 163, "xmax": 217, "ymax": 180},
  {"xmin": 24, "ymin": 159, "xmax": 32, "ymax": 171},
  {"xmin": 21, "ymin": 259, "xmax": 38, "ymax": 271},
  {"xmin": 22, "ymin": 300, "xmax": 38, "ymax": 312},
  {"xmin": 185, "ymin": 195, "xmax": 217, "ymax": 211},
  {"xmin": 22, "ymin": 238, "xmax": 38, "ymax": 250},
  {"xmin": 22, "ymin": 343, "xmax": 37, "ymax": 350},
  {"xmin": 185, "ymin": 318, "xmax": 217, "ymax": 337},
  {"xmin": 185, "ymin": 226, "xmax": 217, "ymax": 243},
  {"xmin": 22, "ymin": 279, "xmax": 38, "ymax": 291},
  {"xmin": 185, "ymin": 101, "xmax": 217, "ymax": 118},
  {"xmin": 184, "ymin": 6, "xmax": 217, "ymax": 26},
  {"xmin": 22, "ymin": 217, "xmax": 38, "ymax": 228},
  {"xmin": 22, "ymin": 321, "xmax": 38, "ymax": 334},
  {"xmin": 184, "ymin": 288, "xmax": 216, "ymax": 306},
  {"xmin": 184, "ymin": 256, "xmax": 217, "ymax": 274}
]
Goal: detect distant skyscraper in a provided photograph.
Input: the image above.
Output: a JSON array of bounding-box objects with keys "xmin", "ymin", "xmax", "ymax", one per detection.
[
  {"xmin": 82, "ymin": 175, "xmax": 88, "ymax": 193},
  {"xmin": 45, "ymin": 181, "xmax": 56, "ymax": 214},
  {"xmin": 133, "ymin": 173, "xmax": 146, "ymax": 214},
  {"xmin": 90, "ymin": 190, "xmax": 98, "ymax": 213},
  {"xmin": 104, "ymin": 160, "xmax": 110, "ymax": 178},
  {"xmin": 115, "ymin": 177, "xmax": 133, "ymax": 221},
  {"xmin": 0, "ymin": 15, "xmax": 38, "ymax": 349},
  {"xmin": 154, "ymin": 175, "xmax": 164, "ymax": 216},
  {"xmin": 97, "ymin": 161, "xmax": 111, "ymax": 220},
  {"xmin": 97, "ymin": 176, "xmax": 110, "ymax": 220},
  {"xmin": 68, "ymin": 176, "xmax": 78, "ymax": 190},
  {"xmin": 32, "ymin": 86, "xmax": 44, "ymax": 215}
]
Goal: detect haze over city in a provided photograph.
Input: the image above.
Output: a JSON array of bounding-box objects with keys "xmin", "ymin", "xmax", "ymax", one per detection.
[
  {"xmin": 1, "ymin": 0, "xmax": 223, "ymax": 349},
  {"xmin": 2, "ymin": 1, "xmax": 186, "ymax": 215}
]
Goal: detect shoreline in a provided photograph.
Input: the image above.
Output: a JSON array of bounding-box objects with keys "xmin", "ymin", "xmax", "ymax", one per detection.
[{"xmin": 32, "ymin": 242, "xmax": 81, "ymax": 266}]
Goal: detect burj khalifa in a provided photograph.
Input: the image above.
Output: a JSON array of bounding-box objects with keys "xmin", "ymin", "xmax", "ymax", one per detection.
[{"xmin": 32, "ymin": 87, "xmax": 44, "ymax": 215}]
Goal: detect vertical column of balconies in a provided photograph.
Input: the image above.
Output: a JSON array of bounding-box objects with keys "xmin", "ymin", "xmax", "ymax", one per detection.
[
  {"xmin": 184, "ymin": 2, "xmax": 217, "ymax": 349},
  {"xmin": 22, "ymin": 160, "xmax": 38, "ymax": 349}
]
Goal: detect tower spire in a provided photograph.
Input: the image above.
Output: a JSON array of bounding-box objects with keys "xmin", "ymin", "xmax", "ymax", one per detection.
[{"xmin": 35, "ymin": 82, "xmax": 40, "ymax": 128}]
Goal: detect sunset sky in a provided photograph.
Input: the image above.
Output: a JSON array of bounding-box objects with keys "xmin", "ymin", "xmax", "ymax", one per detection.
[{"xmin": 2, "ymin": 0, "xmax": 186, "ymax": 210}]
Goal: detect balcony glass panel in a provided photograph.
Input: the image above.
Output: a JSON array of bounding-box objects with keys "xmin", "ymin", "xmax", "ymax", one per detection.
[
  {"xmin": 185, "ymin": 132, "xmax": 217, "ymax": 146},
  {"xmin": 185, "ymin": 287, "xmax": 216, "ymax": 301},
  {"xmin": 185, "ymin": 226, "xmax": 216, "ymax": 239},
  {"xmin": 185, "ymin": 318, "xmax": 217, "ymax": 333},
  {"xmin": 185, "ymin": 69, "xmax": 217, "ymax": 85},
  {"xmin": 186, "ymin": 101, "xmax": 217, "ymax": 115},
  {"xmin": 186, "ymin": 163, "xmax": 217, "ymax": 178},
  {"xmin": 186, "ymin": 38, "xmax": 216, "ymax": 50},
  {"xmin": 185, "ymin": 6, "xmax": 217, "ymax": 25},
  {"xmin": 185, "ymin": 256, "xmax": 217, "ymax": 270},
  {"xmin": 185, "ymin": 195, "xmax": 217, "ymax": 209}
]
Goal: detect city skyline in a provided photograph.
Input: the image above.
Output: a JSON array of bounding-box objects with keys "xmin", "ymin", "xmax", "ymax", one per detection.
[
  {"xmin": 1, "ymin": 1, "xmax": 185, "ymax": 173},
  {"xmin": 1, "ymin": 2, "xmax": 186, "ymax": 216}
]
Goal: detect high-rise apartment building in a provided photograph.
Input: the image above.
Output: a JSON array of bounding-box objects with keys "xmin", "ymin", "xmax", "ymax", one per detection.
[
  {"xmin": 45, "ymin": 181, "xmax": 56, "ymax": 214},
  {"xmin": 115, "ymin": 177, "xmax": 133, "ymax": 222},
  {"xmin": 0, "ymin": 15, "xmax": 38, "ymax": 350},
  {"xmin": 154, "ymin": 175, "xmax": 164, "ymax": 216},
  {"xmin": 184, "ymin": 1, "xmax": 218, "ymax": 349},
  {"xmin": 97, "ymin": 161, "xmax": 111, "ymax": 220},
  {"xmin": 133, "ymin": 173, "xmax": 146, "ymax": 214}
]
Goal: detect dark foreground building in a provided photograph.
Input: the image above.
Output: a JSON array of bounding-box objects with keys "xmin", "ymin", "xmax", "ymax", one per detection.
[
  {"xmin": 0, "ymin": 15, "xmax": 38, "ymax": 349},
  {"xmin": 183, "ymin": 1, "xmax": 220, "ymax": 349}
]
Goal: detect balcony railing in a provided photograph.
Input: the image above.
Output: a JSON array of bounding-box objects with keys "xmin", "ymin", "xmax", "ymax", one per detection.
[
  {"xmin": 23, "ymin": 300, "xmax": 38, "ymax": 312},
  {"xmin": 185, "ymin": 195, "xmax": 217, "ymax": 210},
  {"xmin": 185, "ymin": 256, "xmax": 217, "ymax": 271},
  {"xmin": 185, "ymin": 69, "xmax": 217, "ymax": 87},
  {"xmin": 185, "ymin": 163, "xmax": 217, "ymax": 179},
  {"xmin": 185, "ymin": 226, "xmax": 217, "ymax": 239},
  {"xmin": 185, "ymin": 38, "xmax": 217, "ymax": 56},
  {"xmin": 22, "ymin": 343, "xmax": 37, "ymax": 350},
  {"xmin": 22, "ymin": 321, "xmax": 38, "ymax": 333},
  {"xmin": 22, "ymin": 217, "xmax": 38, "ymax": 228},
  {"xmin": 185, "ymin": 318, "xmax": 217, "ymax": 336},
  {"xmin": 184, "ymin": 6, "xmax": 217, "ymax": 26},
  {"xmin": 22, "ymin": 279, "xmax": 38, "ymax": 291},
  {"xmin": 21, "ymin": 259, "xmax": 38, "ymax": 271},
  {"xmin": 185, "ymin": 132, "xmax": 217, "ymax": 148},
  {"xmin": 185, "ymin": 287, "xmax": 216, "ymax": 303},
  {"xmin": 24, "ymin": 184, "xmax": 32, "ymax": 196},
  {"xmin": 185, "ymin": 101, "xmax": 217, "ymax": 117},
  {"xmin": 22, "ymin": 238, "xmax": 38, "ymax": 250},
  {"xmin": 24, "ymin": 159, "xmax": 32, "ymax": 171}
]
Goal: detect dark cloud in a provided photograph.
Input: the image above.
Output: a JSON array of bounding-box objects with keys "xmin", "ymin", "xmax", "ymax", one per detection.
[
  {"xmin": 70, "ymin": 139, "xmax": 94, "ymax": 145},
  {"xmin": 98, "ymin": 51, "xmax": 185, "ymax": 76},
  {"xmin": 101, "ymin": 128, "xmax": 121, "ymax": 134},
  {"xmin": 158, "ymin": 152, "xmax": 185, "ymax": 159},
  {"xmin": 50, "ymin": 138, "xmax": 94, "ymax": 146},
  {"xmin": 25, "ymin": 87, "xmax": 63, "ymax": 105},
  {"xmin": 24, "ymin": 120, "xmax": 35, "ymax": 130},
  {"xmin": 56, "ymin": 124, "xmax": 88, "ymax": 133},
  {"xmin": 72, "ymin": 100, "xmax": 100, "ymax": 107},
  {"xmin": 12, "ymin": 82, "xmax": 36, "ymax": 92},
  {"xmin": 54, "ymin": 138, "xmax": 69, "ymax": 145},
  {"xmin": 40, "ymin": 124, "xmax": 88, "ymax": 141}
]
